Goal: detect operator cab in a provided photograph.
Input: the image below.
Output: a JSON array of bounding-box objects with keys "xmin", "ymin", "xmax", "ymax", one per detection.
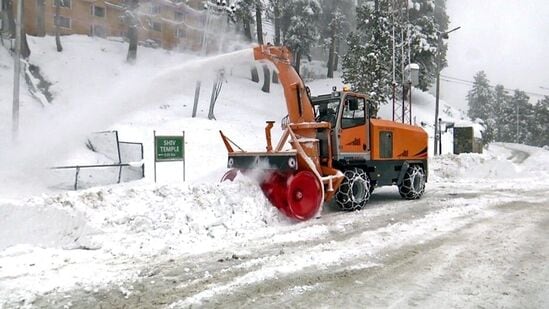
[{"xmin": 311, "ymin": 89, "xmax": 374, "ymax": 164}]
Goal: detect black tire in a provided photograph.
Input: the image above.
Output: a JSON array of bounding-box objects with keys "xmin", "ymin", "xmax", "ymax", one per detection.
[
  {"xmin": 336, "ymin": 168, "xmax": 371, "ymax": 211},
  {"xmin": 398, "ymin": 165, "xmax": 426, "ymax": 200}
]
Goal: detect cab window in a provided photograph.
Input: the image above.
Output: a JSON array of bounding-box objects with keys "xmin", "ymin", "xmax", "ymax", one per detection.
[{"xmin": 342, "ymin": 96, "xmax": 366, "ymax": 129}]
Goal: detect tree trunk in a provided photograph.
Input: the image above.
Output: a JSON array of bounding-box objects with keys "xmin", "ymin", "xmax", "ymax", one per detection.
[
  {"xmin": 126, "ymin": 1, "xmax": 138, "ymax": 64},
  {"xmin": 294, "ymin": 51, "xmax": 301, "ymax": 75},
  {"xmin": 21, "ymin": 32, "xmax": 30, "ymax": 58},
  {"xmin": 250, "ymin": 65, "xmax": 259, "ymax": 83},
  {"xmin": 20, "ymin": 0, "xmax": 30, "ymax": 59},
  {"xmin": 272, "ymin": 0, "xmax": 280, "ymax": 83},
  {"xmin": 55, "ymin": 0, "xmax": 63, "ymax": 52},
  {"xmin": 261, "ymin": 64, "xmax": 270, "ymax": 93},
  {"xmin": 255, "ymin": 2, "xmax": 263, "ymax": 45},
  {"xmin": 244, "ymin": 19, "xmax": 259, "ymax": 82},
  {"xmin": 327, "ymin": 27, "xmax": 336, "ymax": 78},
  {"xmin": 5, "ymin": 0, "xmax": 16, "ymax": 38},
  {"xmin": 273, "ymin": 1, "xmax": 281, "ymax": 45},
  {"xmin": 334, "ymin": 37, "xmax": 340, "ymax": 71},
  {"xmin": 243, "ymin": 19, "xmax": 252, "ymax": 42},
  {"xmin": 127, "ymin": 25, "xmax": 137, "ymax": 63}
]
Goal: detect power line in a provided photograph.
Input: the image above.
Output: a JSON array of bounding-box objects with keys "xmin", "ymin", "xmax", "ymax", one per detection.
[{"xmin": 440, "ymin": 74, "xmax": 549, "ymax": 98}]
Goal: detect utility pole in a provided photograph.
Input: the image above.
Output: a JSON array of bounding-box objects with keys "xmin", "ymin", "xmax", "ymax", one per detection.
[
  {"xmin": 434, "ymin": 26, "xmax": 460, "ymax": 155},
  {"xmin": 434, "ymin": 44, "xmax": 441, "ymax": 155},
  {"xmin": 12, "ymin": 0, "xmax": 23, "ymax": 140}
]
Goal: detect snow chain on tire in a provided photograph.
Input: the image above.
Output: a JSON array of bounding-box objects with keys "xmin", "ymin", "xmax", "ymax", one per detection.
[
  {"xmin": 398, "ymin": 165, "xmax": 426, "ymax": 200},
  {"xmin": 336, "ymin": 168, "xmax": 371, "ymax": 211}
]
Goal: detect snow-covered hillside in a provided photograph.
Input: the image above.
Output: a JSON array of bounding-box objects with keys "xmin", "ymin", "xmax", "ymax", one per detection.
[{"xmin": 1, "ymin": 36, "xmax": 548, "ymax": 308}]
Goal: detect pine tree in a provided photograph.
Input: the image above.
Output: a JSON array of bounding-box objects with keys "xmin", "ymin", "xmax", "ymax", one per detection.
[
  {"xmin": 532, "ymin": 96, "xmax": 549, "ymax": 147},
  {"xmin": 318, "ymin": 0, "xmax": 353, "ymax": 78},
  {"xmin": 233, "ymin": 0, "xmax": 255, "ymax": 41},
  {"xmin": 326, "ymin": 7, "xmax": 346, "ymax": 78},
  {"xmin": 467, "ymin": 71, "xmax": 493, "ymax": 121},
  {"xmin": 492, "ymin": 85, "xmax": 510, "ymax": 141},
  {"xmin": 467, "ymin": 71, "xmax": 494, "ymax": 143},
  {"xmin": 233, "ymin": 0, "xmax": 260, "ymax": 82},
  {"xmin": 508, "ymin": 90, "xmax": 533, "ymax": 144},
  {"xmin": 343, "ymin": 1, "xmax": 392, "ymax": 110},
  {"xmin": 266, "ymin": 0, "xmax": 283, "ymax": 45},
  {"xmin": 408, "ymin": 0, "xmax": 441, "ymax": 90},
  {"xmin": 282, "ymin": 0, "xmax": 322, "ymax": 74}
]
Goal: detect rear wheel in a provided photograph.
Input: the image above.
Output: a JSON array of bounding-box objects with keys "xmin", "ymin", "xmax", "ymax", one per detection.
[
  {"xmin": 336, "ymin": 168, "xmax": 371, "ymax": 211},
  {"xmin": 398, "ymin": 165, "xmax": 426, "ymax": 199}
]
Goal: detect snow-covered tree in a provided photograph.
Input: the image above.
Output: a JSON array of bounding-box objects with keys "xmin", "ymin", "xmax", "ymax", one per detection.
[
  {"xmin": 233, "ymin": 0, "xmax": 260, "ymax": 82},
  {"xmin": 510, "ymin": 90, "xmax": 534, "ymax": 144},
  {"xmin": 325, "ymin": 7, "xmax": 346, "ymax": 78},
  {"xmin": 492, "ymin": 84, "xmax": 510, "ymax": 142},
  {"xmin": 233, "ymin": 0, "xmax": 255, "ymax": 41},
  {"xmin": 531, "ymin": 96, "xmax": 549, "ymax": 146},
  {"xmin": 407, "ymin": 0, "xmax": 441, "ymax": 90},
  {"xmin": 282, "ymin": 0, "xmax": 322, "ymax": 74},
  {"xmin": 266, "ymin": 0, "xmax": 285, "ymax": 45},
  {"xmin": 318, "ymin": 0, "xmax": 353, "ymax": 78},
  {"xmin": 342, "ymin": 1, "xmax": 392, "ymax": 109},
  {"xmin": 467, "ymin": 71, "xmax": 493, "ymax": 121}
]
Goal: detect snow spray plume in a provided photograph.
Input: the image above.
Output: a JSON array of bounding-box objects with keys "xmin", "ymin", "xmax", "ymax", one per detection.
[{"xmin": 0, "ymin": 48, "xmax": 254, "ymax": 197}]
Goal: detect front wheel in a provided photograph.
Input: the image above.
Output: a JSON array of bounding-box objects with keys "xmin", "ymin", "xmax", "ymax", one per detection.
[
  {"xmin": 398, "ymin": 165, "xmax": 426, "ymax": 199},
  {"xmin": 336, "ymin": 168, "xmax": 371, "ymax": 211}
]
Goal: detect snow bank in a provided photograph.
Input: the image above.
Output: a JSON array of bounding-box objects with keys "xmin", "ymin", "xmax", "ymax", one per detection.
[
  {"xmin": 429, "ymin": 142, "xmax": 549, "ymax": 181},
  {"xmin": 4, "ymin": 178, "xmax": 287, "ymax": 258}
]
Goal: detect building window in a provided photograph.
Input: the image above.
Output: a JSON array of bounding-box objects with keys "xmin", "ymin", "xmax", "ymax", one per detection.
[
  {"xmin": 176, "ymin": 27, "xmax": 186, "ymax": 38},
  {"xmin": 53, "ymin": 0, "xmax": 71, "ymax": 8},
  {"xmin": 90, "ymin": 24, "xmax": 106, "ymax": 37},
  {"xmin": 54, "ymin": 15, "xmax": 71, "ymax": 28},
  {"xmin": 151, "ymin": 21, "xmax": 162, "ymax": 32},
  {"xmin": 91, "ymin": 5, "xmax": 106, "ymax": 17},
  {"xmin": 174, "ymin": 11, "xmax": 184, "ymax": 22},
  {"xmin": 150, "ymin": 5, "xmax": 161, "ymax": 15}
]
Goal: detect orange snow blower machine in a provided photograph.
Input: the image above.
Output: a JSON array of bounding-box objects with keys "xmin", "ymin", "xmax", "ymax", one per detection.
[{"xmin": 220, "ymin": 45, "xmax": 428, "ymax": 221}]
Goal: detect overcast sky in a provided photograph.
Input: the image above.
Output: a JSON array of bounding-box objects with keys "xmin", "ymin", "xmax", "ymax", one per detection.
[{"xmin": 441, "ymin": 0, "xmax": 549, "ymax": 110}]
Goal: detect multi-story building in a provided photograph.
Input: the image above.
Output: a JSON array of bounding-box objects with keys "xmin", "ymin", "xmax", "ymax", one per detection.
[{"xmin": 18, "ymin": 0, "xmax": 217, "ymax": 51}]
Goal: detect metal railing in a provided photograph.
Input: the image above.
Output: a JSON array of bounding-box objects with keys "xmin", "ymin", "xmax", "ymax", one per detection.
[{"xmin": 52, "ymin": 162, "xmax": 144, "ymax": 190}]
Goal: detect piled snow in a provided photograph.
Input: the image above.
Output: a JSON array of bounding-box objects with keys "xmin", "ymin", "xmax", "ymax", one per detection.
[{"xmin": 429, "ymin": 142, "xmax": 549, "ymax": 182}]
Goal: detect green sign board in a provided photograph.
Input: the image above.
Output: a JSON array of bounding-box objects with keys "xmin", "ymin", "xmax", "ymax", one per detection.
[{"xmin": 155, "ymin": 135, "xmax": 184, "ymax": 161}]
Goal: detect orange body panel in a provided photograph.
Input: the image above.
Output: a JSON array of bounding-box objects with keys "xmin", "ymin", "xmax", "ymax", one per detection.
[
  {"xmin": 339, "ymin": 124, "xmax": 369, "ymax": 153},
  {"xmin": 370, "ymin": 119, "xmax": 428, "ymax": 161}
]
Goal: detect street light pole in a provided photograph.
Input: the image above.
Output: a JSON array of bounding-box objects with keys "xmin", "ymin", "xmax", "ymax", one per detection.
[{"xmin": 434, "ymin": 26, "xmax": 460, "ymax": 155}]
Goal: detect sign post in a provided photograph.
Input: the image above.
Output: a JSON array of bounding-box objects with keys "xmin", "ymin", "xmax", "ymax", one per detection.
[{"xmin": 153, "ymin": 131, "xmax": 185, "ymax": 182}]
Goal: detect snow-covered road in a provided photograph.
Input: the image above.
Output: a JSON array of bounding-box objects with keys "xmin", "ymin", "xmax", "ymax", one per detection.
[{"xmin": 26, "ymin": 173, "xmax": 549, "ymax": 308}]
